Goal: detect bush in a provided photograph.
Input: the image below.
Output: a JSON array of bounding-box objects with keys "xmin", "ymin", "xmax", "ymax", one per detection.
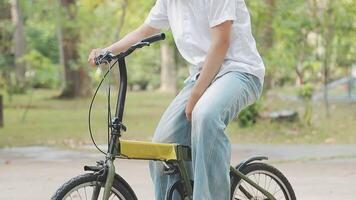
[
  {"xmin": 21, "ymin": 50, "xmax": 60, "ymax": 89},
  {"xmin": 238, "ymin": 101, "xmax": 262, "ymax": 128},
  {"xmin": 297, "ymin": 83, "xmax": 314, "ymax": 125},
  {"xmin": 297, "ymin": 83, "xmax": 313, "ymax": 100}
]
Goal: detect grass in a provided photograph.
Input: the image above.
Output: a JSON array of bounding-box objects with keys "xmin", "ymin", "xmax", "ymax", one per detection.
[
  {"xmin": 0, "ymin": 89, "xmax": 172, "ymax": 147},
  {"xmin": 0, "ymin": 87, "xmax": 355, "ymax": 148}
]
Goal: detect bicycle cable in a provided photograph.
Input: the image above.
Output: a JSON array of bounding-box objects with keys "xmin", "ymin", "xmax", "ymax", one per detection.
[{"xmin": 88, "ymin": 60, "xmax": 118, "ymax": 155}]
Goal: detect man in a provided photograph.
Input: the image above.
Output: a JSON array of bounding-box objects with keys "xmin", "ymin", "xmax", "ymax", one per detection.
[{"xmin": 88, "ymin": 0, "xmax": 264, "ymax": 199}]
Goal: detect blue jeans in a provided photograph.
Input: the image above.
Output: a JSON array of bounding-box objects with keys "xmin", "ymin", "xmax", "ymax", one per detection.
[{"xmin": 149, "ymin": 71, "xmax": 262, "ymax": 200}]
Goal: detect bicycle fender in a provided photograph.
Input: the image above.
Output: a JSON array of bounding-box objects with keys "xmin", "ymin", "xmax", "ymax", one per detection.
[{"xmin": 235, "ymin": 156, "xmax": 268, "ymax": 170}]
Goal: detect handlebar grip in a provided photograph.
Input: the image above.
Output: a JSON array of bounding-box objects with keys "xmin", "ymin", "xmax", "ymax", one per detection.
[{"xmin": 141, "ymin": 33, "xmax": 166, "ymax": 44}]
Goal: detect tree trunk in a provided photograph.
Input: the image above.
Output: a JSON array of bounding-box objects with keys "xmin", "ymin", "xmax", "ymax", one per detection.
[
  {"xmin": 262, "ymin": 0, "xmax": 275, "ymax": 89},
  {"xmin": 112, "ymin": 0, "xmax": 128, "ymax": 86},
  {"xmin": 262, "ymin": 0, "xmax": 275, "ymax": 50},
  {"xmin": 0, "ymin": 95, "xmax": 3, "ymax": 127},
  {"xmin": 114, "ymin": 0, "xmax": 128, "ymax": 41},
  {"xmin": 159, "ymin": 42, "xmax": 177, "ymax": 93},
  {"xmin": 58, "ymin": 0, "xmax": 91, "ymax": 98},
  {"xmin": 321, "ymin": 0, "xmax": 335, "ymax": 117},
  {"xmin": 295, "ymin": 39, "xmax": 307, "ymax": 86},
  {"xmin": 10, "ymin": 0, "xmax": 26, "ymax": 91}
]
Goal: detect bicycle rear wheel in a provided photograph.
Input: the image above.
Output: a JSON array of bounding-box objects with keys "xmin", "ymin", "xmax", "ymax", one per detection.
[
  {"xmin": 230, "ymin": 163, "xmax": 296, "ymax": 200},
  {"xmin": 51, "ymin": 173, "xmax": 136, "ymax": 200}
]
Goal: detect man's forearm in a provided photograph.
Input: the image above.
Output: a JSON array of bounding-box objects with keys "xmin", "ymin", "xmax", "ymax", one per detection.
[
  {"xmin": 191, "ymin": 40, "xmax": 230, "ymax": 98},
  {"xmin": 106, "ymin": 24, "xmax": 159, "ymax": 54}
]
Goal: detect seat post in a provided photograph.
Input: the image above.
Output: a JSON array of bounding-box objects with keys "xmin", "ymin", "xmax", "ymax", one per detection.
[{"xmin": 175, "ymin": 145, "xmax": 193, "ymax": 199}]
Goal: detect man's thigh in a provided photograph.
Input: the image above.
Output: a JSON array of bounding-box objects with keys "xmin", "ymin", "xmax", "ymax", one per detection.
[
  {"xmin": 152, "ymin": 81, "xmax": 195, "ymax": 145},
  {"xmin": 193, "ymin": 72, "xmax": 260, "ymax": 125}
]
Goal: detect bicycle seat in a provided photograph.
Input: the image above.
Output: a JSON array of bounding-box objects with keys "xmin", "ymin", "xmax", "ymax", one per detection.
[{"xmin": 119, "ymin": 140, "xmax": 191, "ymax": 161}]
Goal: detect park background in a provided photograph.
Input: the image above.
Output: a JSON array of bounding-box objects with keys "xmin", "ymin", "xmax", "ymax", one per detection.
[{"xmin": 0, "ymin": 0, "xmax": 355, "ymax": 199}]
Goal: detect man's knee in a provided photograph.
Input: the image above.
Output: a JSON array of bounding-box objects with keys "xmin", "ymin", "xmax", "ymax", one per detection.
[{"xmin": 191, "ymin": 105, "xmax": 221, "ymax": 127}]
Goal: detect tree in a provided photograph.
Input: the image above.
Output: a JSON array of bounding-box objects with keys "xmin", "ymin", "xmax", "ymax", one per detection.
[
  {"xmin": 58, "ymin": 0, "xmax": 91, "ymax": 98},
  {"xmin": 10, "ymin": 0, "xmax": 26, "ymax": 91},
  {"xmin": 159, "ymin": 41, "xmax": 177, "ymax": 93},
  {"xmin": 114, "ymin": 0, "xmax": 128, "ymax": 41}
]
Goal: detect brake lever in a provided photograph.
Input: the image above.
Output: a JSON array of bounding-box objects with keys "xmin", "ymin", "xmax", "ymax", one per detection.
[{"xmin": 95, "ymin": 50, "xmax": 114, "ymax": 65}]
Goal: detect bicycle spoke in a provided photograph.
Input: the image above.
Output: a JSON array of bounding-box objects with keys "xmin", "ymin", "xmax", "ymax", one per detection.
[
  {"xmin": 253, "ymin": 173, "xmax": 259, "ymax": 197},
  {"xmin": 266, "ymin": 175, "xmax": 273, "ymax": 192},
  {"xmin": 77, "ymin": 189, "xmax": 83, "ymax": 200},
  {"xmin": 84, "ymin": 186, "xmax": 88, "ymax": 200},
  {"xmin": 273, "ymin": 187, "xmax": 283, "ymax": 199},
  {"xmin": 242, "ymin": 180, "xmax": 255, "ymax": 198},
  {"xmin": 275, "ymin": 191, "xmax": 285, "ymax": 200},
  {"xmin": 233, "ymin": 170, "xmax": 289, "ymax": 200},
  {"xmin": 264, "ymin": 173, "xmax": 267, "ymax": 192},
  {"xmin": 257, "ymin": 173, "xmax": 262, "ymax": 197},
  {"xmin": 272, "ymin": 178, "xmax": 279, "ymax": 197}
]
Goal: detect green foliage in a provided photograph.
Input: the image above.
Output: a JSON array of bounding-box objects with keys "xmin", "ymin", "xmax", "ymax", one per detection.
[
  {"xmin": 25, "ymin": 18, "xmax": 59, "ymax": 63},
  {"xmin": 298, "ymin": 83, "xmax": 314, "ymax": 100},
  {"xmin": 75, "ymin": 0, "xmax": 158, "ymax": 89},
  {"xmin": 247, "ymin": 0, "xmax": 355, "ymax": 87},
  {"xmin": 126, "ymin": 46, "xmax": 161, "ymax": 90},
  {"xmin": 297, "ymin": 83, "xmax": 314, "ymax": 125},
  {"xmin": 238, "ymin": 101, "xmax": 262, "ymax": 128},
  {"xmin": 21, "ymin": 50, "xmax": 60, "ymax": 89},
  {"xmin": 1, "ymin": 0, "xmax": 355, "ymax": 99},
  {"xmin": 0, "ymin": 2, "xmax": 14, "ymax": 94}
]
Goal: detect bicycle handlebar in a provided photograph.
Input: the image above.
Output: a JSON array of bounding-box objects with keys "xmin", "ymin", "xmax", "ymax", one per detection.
[
  {"xmin": 141, "ymin": 33, "xmax": 166, "ymax": 44},
  {"xmin": 95, "ymin": 33, "xmax": 166, "ymax": 65}
]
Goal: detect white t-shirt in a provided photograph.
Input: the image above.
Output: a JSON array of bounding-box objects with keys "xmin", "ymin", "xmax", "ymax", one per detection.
[{"xmin": 144, "ymin": 0, "xmax": 265, "ymax": 85}]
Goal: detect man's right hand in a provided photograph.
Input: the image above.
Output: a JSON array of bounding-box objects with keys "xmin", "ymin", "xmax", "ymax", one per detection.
[
  {"xmin": 88, "ymin": 48, "xmax": 102, "ymax": 67},
  {"xmin": 87, "ymin": 24, "xmax": 160, "ymax": 67}
]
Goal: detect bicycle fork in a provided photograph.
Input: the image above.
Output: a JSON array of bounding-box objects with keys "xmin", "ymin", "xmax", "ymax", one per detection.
[
  {"xmin": 90, "ymin": 154, "xmax": 116, "ymax": 200},
  {"xmin": 102, "ymin": 157, "xmax": 116, "ymax": 200}
]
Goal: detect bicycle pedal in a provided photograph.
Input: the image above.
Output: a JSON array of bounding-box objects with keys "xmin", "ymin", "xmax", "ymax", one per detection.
[
  {"xmin": 162, "ymin": 162, "xmax": 178, "ymax": 175},
  {"xmin": 163, "ymin": 165, "xmax": 178, "ymax": 175}
]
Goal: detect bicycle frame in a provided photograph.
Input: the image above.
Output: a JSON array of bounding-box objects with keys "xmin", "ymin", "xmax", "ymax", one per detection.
[{"xmin": 95, "ymin": 38, "xmax": 276, "ymax": 200}]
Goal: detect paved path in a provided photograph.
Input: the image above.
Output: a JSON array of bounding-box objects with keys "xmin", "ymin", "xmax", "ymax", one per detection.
[{"xmin": 1, "ymin": 144, "xmax": 356, "ymax": 200}]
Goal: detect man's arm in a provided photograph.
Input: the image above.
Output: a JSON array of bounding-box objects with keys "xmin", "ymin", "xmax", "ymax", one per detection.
[
  {"xmin": 185, "ymin": 20, "xmax": 233, "ymax": 121},
  {"xmin": 106, "ymin": 24, "xmax": 160, "ymax": 54},
  {"xmin": 88, "ymin": 24, "xmax": 160, "ymax": 66}
]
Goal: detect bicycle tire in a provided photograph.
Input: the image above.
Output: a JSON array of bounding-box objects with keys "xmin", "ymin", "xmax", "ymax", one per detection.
[
  {"xmin": 51, "ymin": 173, "xmax": 136, "ymax": 200},
  {"xmin": 230, "ymin": 162, "xmax": 296, "ymax": 200},
  {"xmin": 167, "ymin": 180, "xmax": 194, "ymax": 200}
]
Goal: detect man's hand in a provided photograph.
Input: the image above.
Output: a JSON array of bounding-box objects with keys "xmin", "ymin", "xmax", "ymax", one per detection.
[
  {"xmin": 88, "ymin": 48, "xmax": 102, "ymax": 67},
  {"xmin": 185, "ymin": 91, "xmax": 201, "ymax": 121},
  {"xmin": 87, "ymin": 24, "xmax": 160, "ymax": 68},
  {"xmin": 185, "ymin": 20, "xmax": 233, "ymax": 121}
]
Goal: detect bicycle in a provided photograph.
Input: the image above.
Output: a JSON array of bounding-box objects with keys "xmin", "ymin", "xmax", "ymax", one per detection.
[{"xmin": 51, "ymin": 33, "xmax": 296, "ymax": 200}]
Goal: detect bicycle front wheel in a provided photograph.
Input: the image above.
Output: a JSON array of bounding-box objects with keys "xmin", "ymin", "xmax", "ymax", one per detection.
[
  {"xmin": 51, "ymin": 173, "xmax": 136, "ymax": 200},
  {"xmin": 230, "ymin": 163, "xmax": 296, "ymax": 200}
]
